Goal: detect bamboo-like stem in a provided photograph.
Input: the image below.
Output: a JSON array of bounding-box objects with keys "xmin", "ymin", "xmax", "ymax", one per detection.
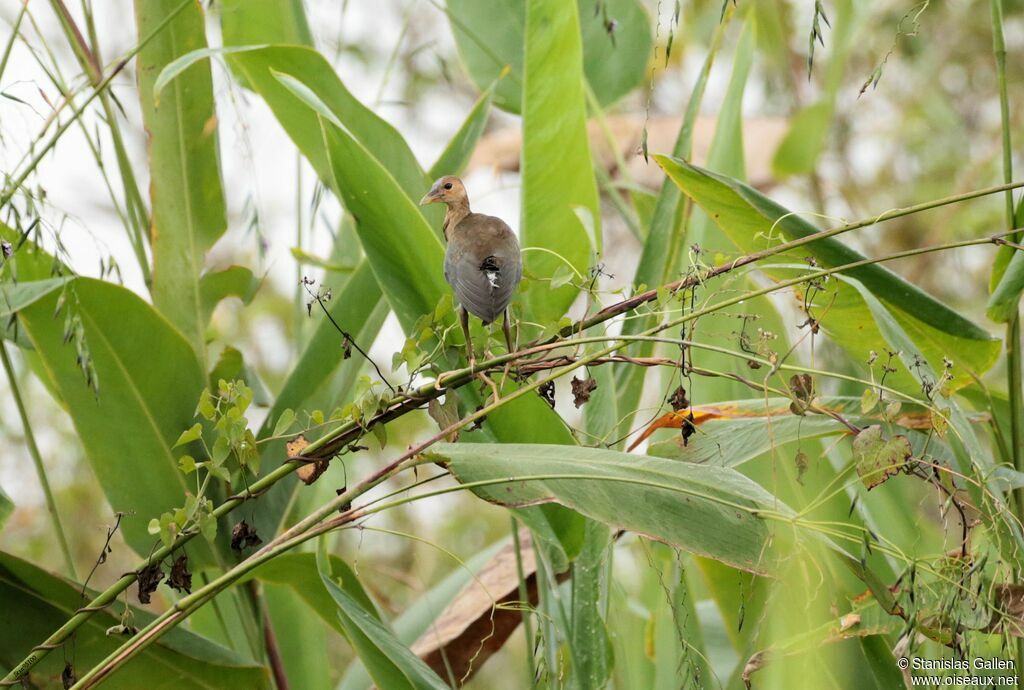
[
  {"xmin": 0, "ymin": 0, "xmax": 191, "ymax": 211},
  {"xmin": 990, "ymin": 1, "xmax": 1024, "ymax": 683},
  {"xmin": 65, "ymin": 229, "xmax": 1023, "ymax": 687},
  {"xmin": 47, "ymin": 0, "xmax": 151, "ymax": 283},
  {"xmin": 0, "ymin": 343, "xmax": 76, "ymax": 578},
  {"xmin": 3, "ymin": 185, "xmax": 1022, "ymax": 684}
]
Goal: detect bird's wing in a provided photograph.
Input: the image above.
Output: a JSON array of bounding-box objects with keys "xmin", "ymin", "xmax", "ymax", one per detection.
[{"xmin": 445, "ymin": 214, "xmax": 521, "ymax": 324}]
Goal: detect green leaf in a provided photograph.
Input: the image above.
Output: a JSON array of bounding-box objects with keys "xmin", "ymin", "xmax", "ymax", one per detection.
[
  {"xmin": 220, "ymin": 0, "xmax": 312, "ymax": 47},
  {"xmin": 430, "ymin": 443, "xmax": 788, "ymax": 574},
  {"xmin": 0, "ymin": 550, "xmax": 267, "ymax": 687},
  {"xmin": 852, "ymin": 425, "xmax": 911, "ymax": 489},
  {"xmin": 224, "ymin": 46, "xmax": 428, "ymax": 203},
  {"xmin": 987, "ymin": 247, "xmax": 1024, "ymax": 322},
  {"xmin": 173, "ymin": 423, "xmax": 203, "ymax": 449},
  {"xmin": 272, "ymin": 409, "xmax": 295, "ymax": 437},
  {"xmin": 136, "ymin": 0, "xmax": 227, "ymax": 362},
  {"xmin": 428, "ymin": 84, "xmax": 493, "ymax": 179},
  {"xmin": 772, "ymin": 101, "xmax": 833, "ymax": 177},
  {"xmin": 570, "ymin": 521, "xmax": 613, "ymax": 689},
  {"xmin": 267, "ymin": 71, "xmax": 446, "ymax": 331},
  {"xmin": 12, "ymin": 278, "xmax": 217, "ymax": 564},
  {"xmin": 0, "ymin": 482, "xmax": 11, "ymax": 529},
  {"xmin": 262, "ymin": 584, "xmax": 332, "ymax": 690},
  {"xmin": 654, "ymin": 156, "xmax": 1000, "ymax": 389},
  {"xmin": 289, "ymin": 246, "xmax": 356, "ymax": 273},
  {"xmin": 446, "ymin": 0, "xmax": 651, "ymax": 114},
  {"xmin": 199, "ymin": 266, "xmax": 258, "ymax": 325},
  {"xmin": 242, "ymin": 552, "xmax": 378, "ymax": 635},
  {"xmin": 337, "ymin": 538, "xmax": 513, "ymax": 690},
  {"xmin": 316, "ymin": 546, "xmax": 449, "ymax": 690},
  {"xmin": 520, "ymin": 0, "xmax": 601, "ymax": 326}
]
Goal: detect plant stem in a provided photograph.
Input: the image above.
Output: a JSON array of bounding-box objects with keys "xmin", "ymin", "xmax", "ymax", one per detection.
[
  {"xmin": 0, "ymin": 343, "xmax": 77, "ymax": 578},
  {"xmin": 0, "ymin": 0, "xmax": 191, "ymax": 211},
  {"xmin": 63, "ymin": 229, "xmax": 1023, "ymax": 686},
  {"xmin": 511, "ymin": 517, "xmax": 537, "ymax": 686},
  {"xmin": 47, "ymin": 0, "xmax": 151, "ymax": 284},
  {"xmin": 991, "ymin": 0, "xmax": 1024, "ymax": 682},
  {"xmin": 3, "ymin": 191, "xmax": 1022, "ymax": 684}
]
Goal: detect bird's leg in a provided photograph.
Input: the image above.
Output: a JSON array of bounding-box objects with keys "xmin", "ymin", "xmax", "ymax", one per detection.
[
  {"xmin": 502, "ymin": 308, "xmax": 515, "ymax": 381},
  {"xmin": 502, "ymin": 308, "xmax": 515, "ymax": 354},
  {"xmin": 460, "ymin": 306, "xmax": 475, "ymax": 368}
]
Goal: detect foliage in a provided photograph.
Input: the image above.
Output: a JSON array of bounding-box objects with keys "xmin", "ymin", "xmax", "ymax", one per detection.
[{"xmin": 1, "ymin": 1, "xmax": 1024, "ymax": 689}]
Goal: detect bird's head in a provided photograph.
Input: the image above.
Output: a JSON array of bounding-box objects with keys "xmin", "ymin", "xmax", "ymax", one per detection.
[{"xmin": 419, "ymin": 176, "xmax": 468, "ymax": 207}]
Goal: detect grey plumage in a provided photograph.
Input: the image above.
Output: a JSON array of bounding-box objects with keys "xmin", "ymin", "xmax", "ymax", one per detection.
[{"xmin": 443, "ymin": 213, "xmax": 521, "ymax": 325}]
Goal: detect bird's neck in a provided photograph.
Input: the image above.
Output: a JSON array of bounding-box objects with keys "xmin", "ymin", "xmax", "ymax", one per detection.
[{"xmin": 442, "ymin": 201, "xmax": 471, "ymax": 241}]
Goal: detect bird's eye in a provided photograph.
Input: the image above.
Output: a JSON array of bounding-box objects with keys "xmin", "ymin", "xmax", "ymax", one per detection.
[{"xmin": 443, "ymin": 182, "xmax": 453, "ymax": 190}]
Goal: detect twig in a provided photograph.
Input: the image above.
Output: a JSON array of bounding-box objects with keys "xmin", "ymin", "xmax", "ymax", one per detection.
[{"xmin": 4, "ymin": 200, "xmax": 1023, "ymax": 685}]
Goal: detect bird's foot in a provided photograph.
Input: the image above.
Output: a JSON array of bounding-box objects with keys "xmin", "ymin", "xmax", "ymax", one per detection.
[{"xmin": 477, "ymin": 370, "xmax": 501, "ymax": 404}]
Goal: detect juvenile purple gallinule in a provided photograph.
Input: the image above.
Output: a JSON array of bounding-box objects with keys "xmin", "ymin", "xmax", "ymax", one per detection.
[{"xmin": 420, "ymin": 176, "xmax": 522, "ymax": 365}]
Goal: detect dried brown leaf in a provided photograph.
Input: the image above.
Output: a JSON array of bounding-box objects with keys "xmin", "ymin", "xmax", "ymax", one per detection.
[
  {"xmin": 570, "ymin": 376, "xmax": 598, "ymax": 408},
  {"xmin": 136, "ymin": 562, "xmax": 163, "ymax": 604},
  {"xmin": 168, "ymin": 554, "xmax": 192, "ymax": 594},
  {"xmin": 412, "ymin": 530, "xmax": 540, "ymax": 684}
]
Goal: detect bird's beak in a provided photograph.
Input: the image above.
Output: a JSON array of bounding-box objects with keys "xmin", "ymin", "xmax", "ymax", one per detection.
[{"xmin": 419, "ymin": 190, "xmax": 440, "ymax": 206}]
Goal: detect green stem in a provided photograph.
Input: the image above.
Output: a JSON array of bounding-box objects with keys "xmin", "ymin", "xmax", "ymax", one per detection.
[
  {"xmin": 4, "ymin": 187, "xmax": 1022, "ymax": 684},
  {"xmin": 0, "ymin": 0, "xmax": 190, "ymax": 212},
  {"xmin": 991, "ymin": 0, "xmax": 1024, "ymax": 681},
  {"xmin": 65, "ymin": 229, "xmax": 1021, "ymax": 686},
  {"xmin": 0, "ymin": 343, "xmax": 77, "ymax": 578},
  {"xmin": 511, "ymin": 516, "xmax": 537, "ymax": 686},
  {"xmin": 0, "ymin": 2, "xmax": 28, "ymax": 81}
]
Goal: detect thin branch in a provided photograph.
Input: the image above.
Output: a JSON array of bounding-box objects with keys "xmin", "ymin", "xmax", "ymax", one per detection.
[
  {"xmin": 4, "ymin": 204, "xmax": 1022, "ymax": 685},
  {"xmin": 0, "ymin": 342, "xmax": 76, "ymax": 578},
  {"xmin": 65, "ymin": 231, "xmax": 1020, "ymax": 686}
]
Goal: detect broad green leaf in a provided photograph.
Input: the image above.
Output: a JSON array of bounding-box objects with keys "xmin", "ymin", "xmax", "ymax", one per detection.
[
  {"xmin": 852, "ymin": 425, "xmax": 911, "ymax": 489},
  {"xmin": 843, "ymin": 274, "xmax": 1024, "ymax": 553},
  {"xmin": 220, "ymin": 0, "xmax": 312, "ymax": 47},
  {"xmin": 429, "ymin": 443, "xmax": 788, "ymax": 574},
  {"xmin": 520, "ymin": 0, "xmax": 602, "ymax": 325},
  {"xmin": 772, "ymin": 101, "xmax": 833, "ymax": 177},
  {"xmin": 446, "ymin": 0, "xmax": 651, "ymax": 114},
  {"xmin": 313, "ymin": 110, "xmax": 447, "ymax": 331},
  {"xmin": 428, "ymin": 85, "xmax": 493, "ymax": 179},
  {"xmin": 569, "ymin": 520, "xmax": 613, "ymax": 689},
  {"xmin": 222, "ymin": 46, "xmax": 429, "ymax": 204},
  {"xmin": 12, "ymin": 278, "xmax": 216, "ymax": 563},
  {"xmin": 199, "ymin": 266, "xmax": 258, "ymax": 325},
  {"xmin": 0, "ymin": 550, "xmax": 267, "ymax": 688},
  {"xmin": 263, "ymin": 584, "xmax": 332, "ymax": 690},
  {"xmin": 987, "ymin": 246, "xmax": 1024, "ymax": 322},
  {"xmin": 317, "ymin": 547, "xmax": 449, "ymax": 690},
  {"xmin": 136, "ymin": 0, "xmax": 226, "ymax": 362},
  {"xmin": 654, "ymin": 156, "xmax": 1000, "ymax": 389},
  {"xmin": 481, "ymin": 387, "xmax": 585, "ymax": 570},
  {"xmin": 243, "ymin": 552, "xmax": 379, "ymax": 634}
]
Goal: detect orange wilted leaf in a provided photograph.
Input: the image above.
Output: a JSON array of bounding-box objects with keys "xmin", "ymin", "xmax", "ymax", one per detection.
[
  {"xmin": 628, "ymin": 403, "xmax": 784, "ymax": 451},
  {"xmin": 287, "ymin": 435, "xmax": 328, "ymax": 485},
  {"xmin": 627, "ymin": 401, "xmax": 944, "ymax": 453}
]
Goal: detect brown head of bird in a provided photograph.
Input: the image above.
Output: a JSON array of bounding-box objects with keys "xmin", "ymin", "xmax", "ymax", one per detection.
[
  {"xmin": 419, "ymin": 175, "xmax": 470, "ymax": 240},
  {"xmin": 420, "ymin": 176, "xmax": 522, "ymax": 365}
]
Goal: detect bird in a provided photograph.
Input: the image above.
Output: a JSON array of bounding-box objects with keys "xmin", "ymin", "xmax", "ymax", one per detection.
[{"xmin": 419, "ymin": 176, "xmax": 522, "ymax": 366}]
